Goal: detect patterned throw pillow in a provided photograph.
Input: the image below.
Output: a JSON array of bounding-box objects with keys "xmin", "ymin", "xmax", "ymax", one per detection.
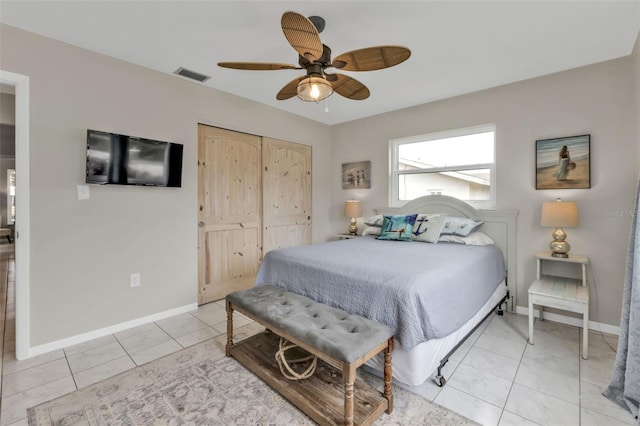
[
  {"xmin": 441, "ymin": 217, "xmax": 484, "ymax": 237},
  {"xmin": 412, "ymin": 213, "xmax": 447, "ymax": 243},
  {"xmin": 376, "ymin": 214, "xmax": 418, "ymax": 241}
]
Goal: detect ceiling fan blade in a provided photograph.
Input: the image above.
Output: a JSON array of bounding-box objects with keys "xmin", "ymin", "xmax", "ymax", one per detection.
[
  {"xmin": 276, "ymin": 77, "xmax": 305, "ymax": 100},
  {"xmin": 331, "ymin": 74, "xmax": 370, "ymax": 100},
  {"xmin": 217, "ymin": 62, "xmax": 299, "ymax": 71},
  {"xmin": 281, "ymin": 11, "xmax": 323, "ymax": 61},
  {"xmin": 333, "ymin": 46, "xmax": 411, "ymax": 71}
]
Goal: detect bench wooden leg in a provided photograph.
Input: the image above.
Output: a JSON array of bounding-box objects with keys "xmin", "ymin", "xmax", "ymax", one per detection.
[
  {"xmin": 225, "ymin": 300, "xmax": 234, "ymax": 357},
  {"xmin": 384, "ymin": 337, "xmax": 394, "ymax": 414},
  {"xmin": 343, "ymin": 364, "xmax": 356, "ymax": 426}
]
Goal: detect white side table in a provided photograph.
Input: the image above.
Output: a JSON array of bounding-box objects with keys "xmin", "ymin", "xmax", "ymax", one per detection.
[{"xmin": 528, "ymin": 251, "xmax": 590, "ymax": 359}]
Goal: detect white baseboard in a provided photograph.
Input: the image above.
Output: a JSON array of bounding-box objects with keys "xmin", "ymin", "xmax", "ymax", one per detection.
[
  {"xmin": 515, "ymin": 306, "xmax": 620, "ymax": 336},
  {"xmin": 27, "ymin": 303, "xmax": 198, "ymax": 358},
  {"xmin": 24, "ymin": 303, "xmax": 620, "ymax": 358}
]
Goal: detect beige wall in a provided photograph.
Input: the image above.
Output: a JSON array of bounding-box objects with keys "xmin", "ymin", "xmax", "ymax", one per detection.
[
  {"xmin": 332, "ymin": 57, "xmax": 638, "ymax": 327},
  {"xmin": 0, "ymin": 24, "xmax": 333, "ymax": 346}
]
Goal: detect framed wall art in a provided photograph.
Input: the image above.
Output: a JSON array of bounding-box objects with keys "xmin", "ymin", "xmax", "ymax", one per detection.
[
  {"xmin": 342, "ymin": 160, "xmax": 371, "ymax": 189},
  {"xmin": 536, "ymin": 134, "xmax": 590, "ymax": 190}
]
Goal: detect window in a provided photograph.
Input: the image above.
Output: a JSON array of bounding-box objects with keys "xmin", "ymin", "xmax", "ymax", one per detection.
[{"xmin": 390, "ymin": 124, "xmax": 495, "ymax": 208}]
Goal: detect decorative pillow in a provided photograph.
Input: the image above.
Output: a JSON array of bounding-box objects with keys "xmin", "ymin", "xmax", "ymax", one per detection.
[
  {"xmin": 376, "ymin": 214, "xmax": 418, "ymax": 241},
  {"xmin": 411, "ymin": 213, "xmax": 447, "ymax": 243},
  {"xmin": 441, "ymin": 217, "xmax": 484, "ymax": 237},
  {"xmin": 364, "ymin": 214, "xmax": 384, "ymax": 227},
  {"xmin": 362, "ymin": 226, "xmax": 382, "ymax": 236},
  {"xmin": 438, "ymin": 232, "xmax": 494, "ymax": 246}
]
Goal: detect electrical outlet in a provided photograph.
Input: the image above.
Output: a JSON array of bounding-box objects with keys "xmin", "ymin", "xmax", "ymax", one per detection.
[
  {"xmin": 77, "ymin": 185, "xmax": 90, "ymax": 200},
  {"xmin": 130, "ymin": 273, "xmax": 141, "ymax": 288}
]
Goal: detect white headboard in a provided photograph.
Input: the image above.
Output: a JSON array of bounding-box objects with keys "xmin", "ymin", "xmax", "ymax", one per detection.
[{"xmin": 376, "ymin": 195, "xmax": 518, "ymax": 311}]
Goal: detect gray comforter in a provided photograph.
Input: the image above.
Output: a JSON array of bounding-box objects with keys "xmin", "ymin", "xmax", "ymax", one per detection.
[{"xmin": 256, "ymin": 237, "xmax": 506, "ymax": 350}]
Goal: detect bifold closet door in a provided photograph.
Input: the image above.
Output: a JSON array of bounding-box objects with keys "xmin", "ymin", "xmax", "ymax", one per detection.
[
  {"xmin": 262, "ymin": 138, "xmax": 311, "ymax": 254},
  {"xmin": 198, "ymin": 125, "xmax": 261, "ymax": 304}
]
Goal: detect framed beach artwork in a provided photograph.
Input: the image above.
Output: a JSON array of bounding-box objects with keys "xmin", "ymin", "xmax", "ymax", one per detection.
[
  {"xmin": 342, "ymin": 161, "xmax": 371, "ymax": 189},
  {"xmin": 536, "ymin": 134, "xmax": 590, "ymax": 190}
]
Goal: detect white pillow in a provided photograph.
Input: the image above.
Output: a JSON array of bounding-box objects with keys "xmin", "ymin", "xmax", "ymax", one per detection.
[
  {"xmin": 438, "ymin": 231, "xmax": 494, "ymax": 246},
  {"xmin": 364, "ymin": 215, "xmax": 384, "ymax": 226},
  {"xmin": 441, "ymin": 217, "xmax": 484, "ymax": 237},
  {"xmin": 362, "ymin": 226, "xmax": 381, "ymax": 236},
  {"xmin": 412, "ymin": 213, "xmax": 447, "ymax": 243}
]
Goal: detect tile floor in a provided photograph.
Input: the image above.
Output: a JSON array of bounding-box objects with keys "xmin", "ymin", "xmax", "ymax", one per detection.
[{"xmin": 0, "ymin": 244, "xmax": 635, "ymax": 425}]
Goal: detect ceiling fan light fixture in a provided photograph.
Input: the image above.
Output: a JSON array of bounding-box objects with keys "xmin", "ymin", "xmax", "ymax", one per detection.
[
  {"xmin": 219, "ymin": 12, "xmax": 407, "ymax": 102},
  {"xmin": 296, "ymin": 76, "xmax": 333, "ymax": 102}
]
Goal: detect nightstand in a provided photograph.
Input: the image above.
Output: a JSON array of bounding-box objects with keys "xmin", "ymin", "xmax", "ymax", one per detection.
[
  {"xmin": 528, "ymin": 251, "xmax": 590, "ymax": 359},
  {"xmin": 336, "ymin": 234, "xmax": 360, "ymax": 240}
]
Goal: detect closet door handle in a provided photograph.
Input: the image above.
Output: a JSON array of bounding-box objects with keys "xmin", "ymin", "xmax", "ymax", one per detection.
[{"xmin": 198, "ymin": 222, "xmax": 204, "ymax": 228}]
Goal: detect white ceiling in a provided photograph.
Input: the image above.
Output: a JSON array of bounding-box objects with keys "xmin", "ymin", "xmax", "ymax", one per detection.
[{"xmin": 1, "ymin": 1, "xmax": 639, "ymax": 125}]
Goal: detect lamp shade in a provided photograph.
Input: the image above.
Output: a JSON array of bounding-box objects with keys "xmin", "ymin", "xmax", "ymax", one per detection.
[
  {"xmin": 297, "ymin": 76, "xmax": 333, "ymax": 102},
  {"xmin": 541, "ymin": 200, "xmax": 579, "ymax": 228},
  {"xmin": 344, "ymin": 200, "xmax": 362, "ymax": 218}
]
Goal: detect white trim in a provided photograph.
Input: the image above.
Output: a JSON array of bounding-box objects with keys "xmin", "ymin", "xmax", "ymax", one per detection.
[
  {"xmin": 27, "ymin": 303, "xmax": 198, "ymax": 358},
  {"xmin": 0, "ymin": 70, "xmax": 30, "ymax": 360},
  {"xmin": 516, "ymin": 306, "xmax": 620, "ymax": 336},
  {"xmin": 389, "ymin": 124, "xmax": 496, "ymax": 209}
]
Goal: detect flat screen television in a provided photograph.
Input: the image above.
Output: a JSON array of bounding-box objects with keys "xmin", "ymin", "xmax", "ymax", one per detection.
[{"xmin": 86, "ymin": 129, "xmax": 183, "ymax": 187}]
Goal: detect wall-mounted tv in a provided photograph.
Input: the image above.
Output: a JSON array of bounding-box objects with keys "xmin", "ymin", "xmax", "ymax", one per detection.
[{"xmin": 86, "ymin": 129, "xmax": 183, "ymax": 187}]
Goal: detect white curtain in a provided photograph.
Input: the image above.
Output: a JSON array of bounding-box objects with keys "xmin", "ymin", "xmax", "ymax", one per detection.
[{"xmin": 603, "ymin": 178, "xmax": 640, "ymax": 425}]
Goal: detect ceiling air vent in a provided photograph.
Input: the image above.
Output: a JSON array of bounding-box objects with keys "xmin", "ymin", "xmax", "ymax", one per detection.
[{"xmin": 174, "ymin": 67, "xmax": 210, "ymax": 83}]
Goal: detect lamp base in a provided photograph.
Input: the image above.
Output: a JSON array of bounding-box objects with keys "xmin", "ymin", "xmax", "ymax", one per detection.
[
  {"xmin": 549, "ymin": 227, "xmax": 570, "ymax": 258},
  {"xmin": 348, "ymin": 218, "xmax": 358, "ymax": 236}
]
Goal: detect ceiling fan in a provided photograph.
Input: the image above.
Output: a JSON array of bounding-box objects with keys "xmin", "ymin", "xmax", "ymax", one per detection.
[{"xmin": 217, "ymin": 11, "xmax": 411, "ymax": 103}]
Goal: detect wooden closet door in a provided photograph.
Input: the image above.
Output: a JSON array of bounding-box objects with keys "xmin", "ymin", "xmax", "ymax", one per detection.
[
  {"xmin": 262, "ymin": 138, "xmax": 312, "ymax": 254},
  {"xmin": 198, "ymin": 125, "xmax": 261, "ymax": 304}
]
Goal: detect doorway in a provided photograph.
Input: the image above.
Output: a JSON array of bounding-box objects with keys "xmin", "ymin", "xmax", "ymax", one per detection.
[
  {"xmin": 0, "ymin": 97, "xmax": 16, "ymax": 236},
  {"xmin": 0, "ymin": 70, "xmax": 30, "ymax": 360}
]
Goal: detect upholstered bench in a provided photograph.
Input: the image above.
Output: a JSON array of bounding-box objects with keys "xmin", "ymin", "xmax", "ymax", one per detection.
[{"xmin": 226, "ymin": 285, "xmax": 394, "ymax": 426}]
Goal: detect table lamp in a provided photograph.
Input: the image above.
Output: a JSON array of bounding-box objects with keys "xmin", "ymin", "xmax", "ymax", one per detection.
[
  {"xmin": 540, "ymin": 198, "xmax": 579, "ymax": 258},
  {"xmin": 344, "ymin": 200, "xmax": 362, "ymax": 236}
]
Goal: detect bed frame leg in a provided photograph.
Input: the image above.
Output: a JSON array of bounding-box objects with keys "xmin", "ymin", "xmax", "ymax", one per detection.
[
  {"xmin": 435, "ymin": 359, "xmax": 448, "ymax": 387},
  {"xmin": 496, "ymin": 293, "xmax": 508, "ymax": 315}
]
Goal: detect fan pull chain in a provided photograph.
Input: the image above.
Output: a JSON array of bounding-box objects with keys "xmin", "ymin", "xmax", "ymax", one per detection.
[{"xmin": 325, "ymin": 97, "xmax": 329, "ymax": 113}]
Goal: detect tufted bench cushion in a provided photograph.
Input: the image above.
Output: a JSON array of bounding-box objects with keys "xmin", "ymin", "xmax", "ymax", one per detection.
[{"xmin": 226, "ymin": 285, "xmax": 393, "ymax": 364}]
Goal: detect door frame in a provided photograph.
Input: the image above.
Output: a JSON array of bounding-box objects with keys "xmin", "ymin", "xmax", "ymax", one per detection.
[{"xmin": 0, "ymin": 70, "xmax": 31, "ymax": 360}]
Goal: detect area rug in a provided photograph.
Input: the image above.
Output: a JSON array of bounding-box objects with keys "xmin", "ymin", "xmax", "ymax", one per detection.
[{"xmin": 28, "ymin": 326, "xmax": 477, "ymax": 425}]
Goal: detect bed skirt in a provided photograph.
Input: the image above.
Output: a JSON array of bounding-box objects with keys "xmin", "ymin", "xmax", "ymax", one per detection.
[{"xmin": 366, "ymin": 282, "xmax": 507, "ymax": 386}]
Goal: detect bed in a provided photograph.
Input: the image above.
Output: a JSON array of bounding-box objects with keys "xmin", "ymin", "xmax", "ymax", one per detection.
[{"xmin": 255, "ymin": 195, "xmax": 518, "ymax": 386}]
